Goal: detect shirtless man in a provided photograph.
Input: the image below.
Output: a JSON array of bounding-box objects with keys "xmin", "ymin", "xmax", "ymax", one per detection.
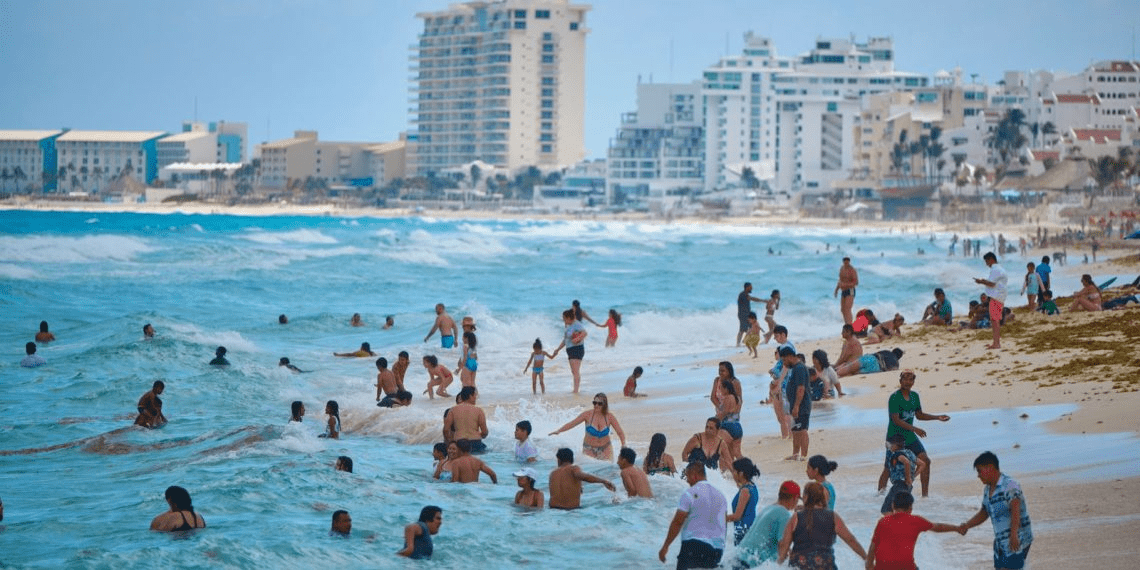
[
  {"xmin": 834, "ymin": 257, "xmax": 859, "ymax": 324},
  {"xmin": 443, "ymin": 386, "xmax": 488, "ymax": 453},
  {"xmin": 424, "ymin": 304, "xmax": 458, "ymax": 349},
  {"xmin": 618, "ymin": 447, "xmax": 653, "ymax": 498},
  {"xmin": 548, "ymin": 448, "xmax": 616, "ymax": 509},
  {"xmin": 375, "ymin": 357, "xmax": 400, "ymax": 406},
  {"xmin": 834, "ymin": 324, "xmax": 862, "ymax": 369},
  {"xmin": 135, "ymin": 380, "xmax": 167, "ymax": 428},
  {"xmin": 448, "ymin": 439, "xmax": 497, "ymax": 483}
]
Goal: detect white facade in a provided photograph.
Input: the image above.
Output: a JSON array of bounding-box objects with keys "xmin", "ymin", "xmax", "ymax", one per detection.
[
  {"xmin": 411, "ymin": 0, "xmax": 589, "ymax": 174},
  {"xmin": 0, "ymin": 130, "xmax": 63, "ymax": 192},
  {"xmin": 772, "ymin": 37, "xmax": 928, "ymax": 193},
  {"xmin": 157, "ymin": 130, "xmax": 215, "ymax": 172},
  {"xmin": 55, "ymin": 130, "xmax": 166, "ymax": 192},
  {"xmin": 606, "ymin": 81, "xmax": 704, "ymax": 207}
]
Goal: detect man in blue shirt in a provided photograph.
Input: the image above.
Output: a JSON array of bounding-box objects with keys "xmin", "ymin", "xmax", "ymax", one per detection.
[
  {"xmin": 961, "ymin": 452, "xmax": 1033, "ymax": 569},
  {"xmin": 1035, "ymin": 256, "xmax": 1051, "ymax": 310}
]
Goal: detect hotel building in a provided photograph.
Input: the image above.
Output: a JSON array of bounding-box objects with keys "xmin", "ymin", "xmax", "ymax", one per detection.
[
  {"xmin": 410, "ymin": 0, "xmax": 590, "ymax": 175},
  {"xmin": 0, "ymin": 130, "xmax": 64, "ymax": 192}
]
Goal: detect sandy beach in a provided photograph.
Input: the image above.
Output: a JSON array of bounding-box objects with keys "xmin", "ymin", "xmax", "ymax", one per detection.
[{"xmin": 5, "ymin": 200, "xmax": 1139, "ymax": 568}]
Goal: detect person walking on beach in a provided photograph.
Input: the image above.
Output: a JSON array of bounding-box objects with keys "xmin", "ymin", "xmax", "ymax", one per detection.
[
  {"xmin": 456, "ymin": 331, "xmax": 478, "ymax": 387},
  {"xmin": 1019, "ymin": 262, "xmax": 1044, "ymax": 313},
  {"xmin": 736, "ymin": 283, "xmax": 762, "ymax": 346},
  {"xmin": 397, "ymin": 506, "xmax": 442, "ymax": 559},
  {"xmin": 866, "ymin": 490, "xmax": 962, "ymax": 570},
  {"xmin": 877, "ymin": 370, "xmax": 949, "ymax": 498},
  {"xmin": 726, "ymin": 457, "xmax": 761, "ymax": 545},
  {"xmin": 959, "ymin": 452, "xmax": 1033, "ymax": 570},
  {"xmin": 974, "ymin": 252, "xmax": 1008, "ymax": 349},
  {"xmin": 552, "ymin": 308, "xmax": 587, "ymax": 393},
  {"xmin": 523, "ymin": 338, "xmax": 553, "ymax": 395},
  {"xmin": 834, "ymin": 257, "xmax": 859, "ymax": 324},
  {"xmin": 598, "ymin": 308, "xmax": 621, "ymax": 347},
  {"xmin": 424, "ymin": 303, "xmax": 457, "ymax": 348},
  {"xmin": 659, "ymin": 461, "xmax": 729, "ymax": 568},
  {"xmin": 548, "ymin": 448, "xmax": 616, "ymax": 510},
  {"xmin": 1035, "ymin": 256, "xmax": 1052, "ymax": 309}
]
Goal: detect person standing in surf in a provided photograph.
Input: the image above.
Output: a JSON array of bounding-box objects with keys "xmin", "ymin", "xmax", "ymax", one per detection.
[{"xmin": 552, "ymin": 309, "xmax": 587, "ymax": 393}]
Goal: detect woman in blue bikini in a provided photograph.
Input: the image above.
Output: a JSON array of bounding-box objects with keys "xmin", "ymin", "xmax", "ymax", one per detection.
[{"xmin": 550, "ymin": 392, "xmax": 626, "ymax": 461}]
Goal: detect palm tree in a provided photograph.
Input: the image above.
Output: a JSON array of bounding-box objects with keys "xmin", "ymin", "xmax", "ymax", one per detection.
[
  {"xmin": 469, "ymin": 164, "xmax": 482, "ymax": 190},
  {"xmin": 0, "ymin": 167, "xmax": 10, "ymax": 192},
  {"xmin": 13, "ymin": 166, "xmax": 28, "ymax": 193},
  {"xmin": 973, "ymin": 166, "xmax": 987, "ymax": 195},
  {"xmin": 740, "ymin": 166, "xmax": 760, "ymax": 188}
]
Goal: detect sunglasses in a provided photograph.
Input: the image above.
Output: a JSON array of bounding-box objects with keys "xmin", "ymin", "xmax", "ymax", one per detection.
[{"xmin": 592, "ymin": 401, "xmax": 604, "ymax": 406}]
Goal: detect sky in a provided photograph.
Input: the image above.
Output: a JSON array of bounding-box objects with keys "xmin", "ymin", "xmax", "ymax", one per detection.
[{"xmin": 1, "ymin": 0, "xmax": 1137, "ymax": 160}]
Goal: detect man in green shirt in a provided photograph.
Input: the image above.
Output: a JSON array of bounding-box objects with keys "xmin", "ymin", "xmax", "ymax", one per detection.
[{"xmin": 877, "ymin": 370, "xmax": 950, "ymax": 497}]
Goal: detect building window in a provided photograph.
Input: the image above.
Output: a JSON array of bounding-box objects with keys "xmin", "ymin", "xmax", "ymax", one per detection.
[
  {"xmin": 542, "ymin": 54, "xmax": 554, "ymax": 63},
  {"xmin": 541, "ymin": 88, "xmax": 554, "ymax": 97},
  {"xmin": 514, "ymin": 9, "xmax": 526, "ymax": 18},
  {"xmin": 541, "ymin": 99, "xmax": 553, "ymax": 108},
  {"xmin": 540, "ymin": 134, "xmax": 553, "ymax": 141},
  {"xmin": 543, "ymin": 32, "xmax": 552, "ymax": 41},
  {"xmin": 541, "ymin": 122, "xmax": 552, "ymax": 130},
  {"xmin": 541, "ymin": 77, "xmax": 555, "ymax": 85},
  {"xmin": 541, "ymin": 144, "xmax": 552, "ymax": 153},
  {"xmin": 514, "ymin": 20, "xmax": 526, "ymax": 29},
  {"xmin": 541, "ymin": 111, "xmax": 553, "ymax": 119},
  {"xmin": 569, "ymin": 22, "xmax": 578, "ymax": 31},
  {"xmin": 543, "ymin": 43, "xmax": 554, "ymax": 52},
  {"xmin": 535, "ymin": 9, "xmax": 550, "ymax": 18}
]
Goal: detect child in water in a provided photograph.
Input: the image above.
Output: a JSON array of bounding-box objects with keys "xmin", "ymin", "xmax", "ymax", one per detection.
[
  {"xmin": 522, "ymin": 338, "xmax": 554, "ymax": 394},
  {"xmin": 623, "ymin": 366, "xmax": 646, "ymax": 397},
  {"xmin": 743, "ymin": 312, "xmax": 761, "ymax": 357},
  {"xmin": 599, "ymin": 309, "xmax": 622, "ymax": 347}
]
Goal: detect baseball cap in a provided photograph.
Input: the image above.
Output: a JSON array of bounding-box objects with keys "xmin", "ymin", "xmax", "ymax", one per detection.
[
  {"xmin": 513, "ymin": 467, "xmax": 537, "ymax": 479},
  {"xmin": 779, "ymin": 480, "xmax": 800, "ymax": 497}
]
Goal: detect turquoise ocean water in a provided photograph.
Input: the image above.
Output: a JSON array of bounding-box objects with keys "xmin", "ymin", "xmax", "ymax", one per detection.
[{"xmin": 0, "ymin": 210, "xmax": 1126, "ymax": 568}]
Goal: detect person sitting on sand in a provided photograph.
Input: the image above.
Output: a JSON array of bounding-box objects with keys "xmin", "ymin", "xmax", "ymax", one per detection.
[
  {"xmin": 209, "ymin": 346, "xmax": 230, "ymax": 366},
  {"xmin": 864, "ymin": 314, "xmax": 905, "ymax": 344},
  {"xmin": 921, "ymin": 288, "xmax": 953, "ymax": 326},
  {"xmin": 852, "ymin": 309, "xmax": 879, "ymax": 337},
  {"xmin": 35, "ymin": 321, "xmax": 55, "ymax": 343},
  {"xmin": 149, "ymin": 486, "xmax": 205, "ymax": 532},
  {"xmin": 1069, "ymin": 274, "xmax": 1103, "ymax": 312},
  {"xmin": 135, "ymin": 380, "xmax": 167, "ymax": 428},
  {"xmin": 334, "ymin": 342, "xmax": 375, "ymax": 358},
  {"xmin": 834, "ymin": 348, "xmax": 904, "ymax": 377},
  {"xmin": 834, "ymin": 324, "xmax": 862, "ymax": 370},
  {"xmin": 623, "ymin": 366, "xmax": 647, "ymax": 397},
  {"xmin": 1040, "ymin": 290, "xmax": 1060, "ymax": 315}
]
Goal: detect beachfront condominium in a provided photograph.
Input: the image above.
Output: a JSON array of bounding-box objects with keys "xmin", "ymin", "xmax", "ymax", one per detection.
[
  {"xmin": 54, "ymin": 130, "xmax": 166, "ymax": 193},
  {"xmin": 0, "ymin": 130, "xmax": 64, "ymax": 193},
  {"xmin": 606, "ymin": 81, "xmax": 705, "ymax": 210},
  {"xmin": 410, "ymin": 0, "xmax": 590, "ymax": 175},
  {"xmin": 258, "ymin": 130, "xmax": 406, "ymax": 190}
]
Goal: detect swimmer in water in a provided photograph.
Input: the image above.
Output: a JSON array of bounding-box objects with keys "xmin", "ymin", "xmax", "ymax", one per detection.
[
  {"xmin": 209, "ymin": 346, "xmax": 230, "ymax": 366},
  {"xmin": 279, "ymin": 357, "xmax": 304, "ymax": 373},
  {"xmin": 135, "ymin": 380, "xmax": 167, "ymax": 428},
  {"xmin": 383, "ymin": 315, "xmax": 395, "ymax": 329},
  {"xmin": 350, "ymin": 313, "xmax": 365, "ymax": 327},
  {"xmin": 149, "ymin": 486, "xmax": 205, "ymax": 532},
  {"xmin": 143, "ymin": 323, "xmax": 155, "ymax": 338},
  {"xmin": 334, "ymin": 342, "xmax": 376, "ymax": 358},
  {"xmin": 35, "ymin": 320, "xmax": 56, "ymax": 343},
  {"xmin": 290, "ymin": 401, "xmax": 305, "ymax": 422}
]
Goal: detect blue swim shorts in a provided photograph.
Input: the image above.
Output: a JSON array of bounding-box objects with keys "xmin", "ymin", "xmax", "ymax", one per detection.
[{"xmin": 441, "ymin": 335, "xmax": 455, "ymax": 349}]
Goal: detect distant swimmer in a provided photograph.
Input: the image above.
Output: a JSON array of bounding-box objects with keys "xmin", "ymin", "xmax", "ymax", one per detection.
[
  {"xmin": 334, "ymin": 342, "xmax": 375, "ymax": 358},
  {"xmin": 548, "ymin": 448, "xmax": 616, "ymax": 510},
  {"xmin": 209, "ymin": 346, "xmax": 230, "ymax": 366},
  {"xmin": 135, "ymin": 381, "xmax": 167, "ymax": 428},
  {"xmin": 278, "ymin": 314, "xmax": 288, "ymax": 324},
  {"xmin": 35, "ymin": 321, "xmax": 55, "ymax": 343},
  {"xmin": 143, "ymin": 323, "xmax": 156, "ymax": 338},
  {"xmin": 279, "ymin": 357, "xmax": 304, "ymax": 373},
  {"xmin": 424, "ymin": 304, "xmax": 457, "ymax": 348},
  {"xmin": 290, "ymin": 401, "xmax": 305, "ymax": 422},
  {"xmin": 834, "ymin": 257, "xmax": 859, "ymax": 325},
  {"xmin": 329, "ymin": 510, "xmax": 351, "ymax": 538},
  {"xmin": 350, "ymin": 313, "xmax": 365, "ymax": 327},
  {"xmin": 335, "ymin": 456, "xmax": 353, "ymax": 473},
  {"xmin": 20, "ymin": 342, "xmax": 46, "ymax": 368},
  {"xmin": 149, "ymin": 486, "xmax": 205, "ymax": 532},
  {"xmin": 396, "ymin": 506, "xmax": 443, "ymax": 559},
  {"xmin": 383, "ymin": 315, "xmax": 395, "ymax": 329}
]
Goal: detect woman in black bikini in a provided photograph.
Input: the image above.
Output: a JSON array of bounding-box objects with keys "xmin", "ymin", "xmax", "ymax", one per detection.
[
  {"xmin": 681, "ymin": 417, "xmax": 735, "ymax": 471},
  {"xmin": 149, "ymin": 485, "xmax": 206, "ymax": 532}
]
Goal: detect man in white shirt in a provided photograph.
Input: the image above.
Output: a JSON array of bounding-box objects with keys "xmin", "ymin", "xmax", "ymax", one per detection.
[
  {"xmin": 20, "ymin": 342, "xmax": 46, "ymax": 368},
  {"xmin": 659, "ymin": 461, "xmax": 728, "ymax": 569},
  {"xmin": 974, "ymin": 252, "xmax": 1008, "ymax": 350}
]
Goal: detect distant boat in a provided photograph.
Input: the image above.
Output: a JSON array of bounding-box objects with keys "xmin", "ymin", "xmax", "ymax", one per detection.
[{"xmin": 877, "ymin": 177, "xmax": 937, "ymax": 200}]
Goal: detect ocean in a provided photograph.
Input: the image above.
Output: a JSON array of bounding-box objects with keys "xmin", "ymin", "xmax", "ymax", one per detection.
[{"xmin": 0, "ymin": 210, "xmax": 1106, "ymax": 568}]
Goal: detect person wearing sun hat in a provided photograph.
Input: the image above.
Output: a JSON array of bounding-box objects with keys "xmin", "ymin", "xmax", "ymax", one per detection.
[
  {"xmin": 736, "ymin": 481, "xmax": 799, "ymax": 567},
  {"xmin": 513, "ymin": 467, "xmax": 544, "ymax": 508}
]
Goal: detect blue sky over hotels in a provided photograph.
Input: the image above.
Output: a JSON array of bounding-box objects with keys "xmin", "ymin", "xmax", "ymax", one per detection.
[{"xmin": 1, "ymin": 0, "xmax": 1136, "ymax": 158}]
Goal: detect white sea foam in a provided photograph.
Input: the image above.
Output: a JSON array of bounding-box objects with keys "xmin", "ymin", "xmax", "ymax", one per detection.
[
  {"xmin": 0, "ymin": 234, "xmax": 154, "ymax": 263},
  {"xmin": 240, "ymin": 228, "xmax": 338, "ymax": 245}
]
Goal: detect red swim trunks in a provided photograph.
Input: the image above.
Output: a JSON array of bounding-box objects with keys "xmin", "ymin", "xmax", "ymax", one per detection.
[{"xmin": 989, "ymin": 299, "xmax": 1004, "ymax": 323}]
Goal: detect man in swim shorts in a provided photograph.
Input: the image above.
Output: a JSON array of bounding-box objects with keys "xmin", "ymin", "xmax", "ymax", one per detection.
[
  {"xmin": 375, "ymin": 357, "xmax": 399, "ymax": 403},
  {"xmin": 834, "ymin": 257, "xmax": 859, "ymax": 325},
  {"xmin": 549, "ymin": 448, "xmax": 616, "ymax": 509},
  {"xmin": 424, "ymin": 303, "xmax": 458, "ymax": 349},
  {"xmin": 736, "ymin": 282, "xmax": 762, "ymax": 346},
  {"xmin": 443, "ymin": 386, "xmax": 488, "ymax": 452},
  {"xmin": 974, "ymin": 252, "xmax": 1008, "ymax": 350}
]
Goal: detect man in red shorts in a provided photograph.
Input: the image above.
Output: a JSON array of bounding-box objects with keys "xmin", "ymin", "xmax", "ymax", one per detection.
[{"xmin": 974, "ymin": 252, "xmax": 1007, "ymax": 350}]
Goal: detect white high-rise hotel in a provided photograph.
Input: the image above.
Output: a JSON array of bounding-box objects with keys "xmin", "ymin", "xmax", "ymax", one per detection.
[{"xmin": 411, "ymin": 0, "xmax": 589, "ymax": 175}]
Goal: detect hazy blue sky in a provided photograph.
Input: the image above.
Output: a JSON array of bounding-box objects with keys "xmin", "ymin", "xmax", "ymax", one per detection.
[{"xmin": 1, "ymin": 0, "xmax": 1136, "ymax": 159}]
